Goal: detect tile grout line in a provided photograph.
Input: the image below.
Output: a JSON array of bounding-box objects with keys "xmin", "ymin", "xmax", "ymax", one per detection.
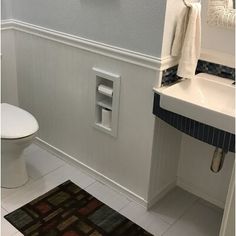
[
  {"xmin": 1, "ymin": 165, "xmax": 66, "ymax": 207},
  {"xmin": 83, "ymin": 180, "xmax": 98, "ymax": 190},
  {"xmin": 197, "ymin": 199, "xmax": 224, "ymax": 214},
  {"xmin": 160, "ymin": 198, "xmax": 200, "ymax": 236},
  {"xmin": 1, "ymin": 160, "xmax": 66, "ymax": 204},
  {"xmin": 1, "ymin": 205, "xmax": 9, "ymax": 213},
  {"xmin": 84, "ymin": 180, "xmax": 132, "ymax": 207},
  {"xmin": 29, "ymin": 163, "xmax": 66, "ymax": 182},
  {"xmin": 85, "ymin": 179, "xmax": 133, "ymax": 203},
  {"xmin": 33, "ymin": 143, "xmax": 147, "ymax": 206},
  {"xmin": 32, "ymin": 143, "xmax": 137, "ymax": 205},
  {"xmin": 118, "ymin": 200, "xmax": 132, "ymax": 213},
  {"xmin": 151, "ymin": 213, "xmax": 173, "ymax": 226},
  {"xmin": 27, "ymin": 161, "xmax": 67, "ymax": 182},
  {"xmin": 1, "ymin": 175, "xmax": 34, "ymax": 200},
  {"xmin": 33, "ymin": 141, "xmax": 101, "ymax": 184}
]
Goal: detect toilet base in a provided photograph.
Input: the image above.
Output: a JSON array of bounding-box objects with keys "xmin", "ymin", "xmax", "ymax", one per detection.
[
  {"xmin": 1, "ymin": 150, "xmax": 29, "ymax": 188},
  {"xmin": 1, "ymin": 135, "xmax": 34, "ymax": 188}
]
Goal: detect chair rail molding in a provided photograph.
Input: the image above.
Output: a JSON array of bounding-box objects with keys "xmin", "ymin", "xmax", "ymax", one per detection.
[
  {"xmin": 1, "ymin": 19, "xmax": 178, "ymax": 71},
  {"xmin": 207, "ymin": 0, "xmax": 236, "ymax": 29}
]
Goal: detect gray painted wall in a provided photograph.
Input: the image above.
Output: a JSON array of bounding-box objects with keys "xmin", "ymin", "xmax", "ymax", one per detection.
[
  {"xmin": 3, "ymin": 0, "xmax": 167, "ymax": 57},
  {"xmin": 1, "ymin": 0, "xmax": 12, "ymax": 19}
]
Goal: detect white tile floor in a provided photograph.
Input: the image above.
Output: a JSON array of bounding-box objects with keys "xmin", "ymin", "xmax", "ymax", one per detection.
[{"xmin": 1, "ymin": 143, "xmax": 223, "ymax": 236}]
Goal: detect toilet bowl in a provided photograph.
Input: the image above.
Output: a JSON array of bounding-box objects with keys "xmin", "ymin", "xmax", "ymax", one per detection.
[{"xmin": 1, "ymin": 103, "xmax": 39, "ymax": 188}]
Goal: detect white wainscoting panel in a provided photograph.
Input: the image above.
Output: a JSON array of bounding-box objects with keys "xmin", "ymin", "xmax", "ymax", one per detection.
[
  {"xmin": 177, "ymin": 134, "xmax": 235, "ymax": 209},
  {"xmin": 1, "ymin": 29, "xmax": 18, "ymax": 106},
  {"xmin": 11, "ymin": 27, "xmax": 159, "ymax": 203},
  {"xmin": 147, "ymin": 119, "xmax": 182, "ymax": 208},
  {"xmin": 34, "ymin": 137, "xmax": 148, "ymax": 206}
]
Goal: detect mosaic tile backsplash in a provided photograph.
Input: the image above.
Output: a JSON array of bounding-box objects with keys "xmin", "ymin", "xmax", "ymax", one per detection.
[
  {"xmin": 161, "ymin": 65, "xmax": 179, "ymax": 85},
  {"xmin": 196, "ymin": 60, "xmax": 235, "ymax": 80},
  {"xmin": 162, "ymin": 60, "xmax": 235, "ymax": 85}
]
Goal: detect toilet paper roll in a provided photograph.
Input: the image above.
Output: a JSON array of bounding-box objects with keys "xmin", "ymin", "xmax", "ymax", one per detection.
[
  {"xmin": 98, "ymin": 84, "xmax": 113, "ymax": 97},
  {"xmin": 101, "ymin": 108, "xmax": 111, "ymax": 128}
]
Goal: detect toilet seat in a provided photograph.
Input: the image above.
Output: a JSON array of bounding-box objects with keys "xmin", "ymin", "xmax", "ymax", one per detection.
[{"xmin": 1, "ymin": 103, "xmax": 39, "ymax": 139}]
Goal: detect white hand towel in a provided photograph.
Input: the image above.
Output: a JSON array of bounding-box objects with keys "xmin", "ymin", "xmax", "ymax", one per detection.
[{"xmin": 171, "ymin": 3, "xmax": 201, "ymax": 78}]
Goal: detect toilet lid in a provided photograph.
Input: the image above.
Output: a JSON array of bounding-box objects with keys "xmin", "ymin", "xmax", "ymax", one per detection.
[{"xmin": 1, "ymin": 103, "xmax": 39, "ymax": 139}]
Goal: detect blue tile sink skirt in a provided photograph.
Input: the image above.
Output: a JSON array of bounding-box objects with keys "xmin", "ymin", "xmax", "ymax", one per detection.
[{"xmin": 153, "ymin": 94, "xmax": 235, "ymax": 153}]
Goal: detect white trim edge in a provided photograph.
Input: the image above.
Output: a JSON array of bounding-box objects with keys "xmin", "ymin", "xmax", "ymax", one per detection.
[
  {"xmin": 147, "ymin": 180, "xmax": 176, "ymax": 209},
  {"xmin": 219, "ymin": 165, "xmax": 235, "ymax": 236},
  {"xmin": 1, "ymin": 19, "xmax": 177, "ymax": 71},
  {"xmin": 34, "ymin": 137, "xmax": 148, "ymax": 207},
  {"xmin": 200, "ymin": 49, "xmax": 235, "ymax": 68}
]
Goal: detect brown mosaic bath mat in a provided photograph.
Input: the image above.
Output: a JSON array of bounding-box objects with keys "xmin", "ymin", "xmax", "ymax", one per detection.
[{"xmin": 4, "ymin": 180, "xmax": 153, "ymax": 236}]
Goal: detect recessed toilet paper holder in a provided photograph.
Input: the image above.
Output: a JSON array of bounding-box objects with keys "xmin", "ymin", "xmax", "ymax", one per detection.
[
  {"xmin": 98, "ymin": 84, "xmax": 113, "ymax": 97},
  {"xmin": 92, "ymin": 67, "xmax": 121, "ymax": 137}
]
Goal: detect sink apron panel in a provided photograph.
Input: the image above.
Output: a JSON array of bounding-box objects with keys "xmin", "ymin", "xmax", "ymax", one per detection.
[{"xmin": 153, "ymin": 93, "xmax": 235, "ymax": 153}]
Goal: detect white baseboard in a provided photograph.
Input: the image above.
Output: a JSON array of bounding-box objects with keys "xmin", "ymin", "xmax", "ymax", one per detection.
[
  {"xmin": 147, "ymin": 180, "xmax": 177, "ymax": 209},
  {"xmin": 177, "ymin": 178, "xmax": 225, "ymax": 209},
  {"xmin": 34, "ymin": 137, "xmax": 148, "ymax": 207}
]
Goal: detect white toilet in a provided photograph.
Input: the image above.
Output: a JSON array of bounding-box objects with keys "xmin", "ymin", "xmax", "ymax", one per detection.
[{"xmin": 1, "ymin": 103, "xmax": 39, "ymax": 188}]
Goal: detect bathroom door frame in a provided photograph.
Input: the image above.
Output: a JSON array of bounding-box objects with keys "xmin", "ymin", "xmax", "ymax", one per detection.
[{"xmin": 220, "ymin": 165, "xmax": 235, "ymax": 236}]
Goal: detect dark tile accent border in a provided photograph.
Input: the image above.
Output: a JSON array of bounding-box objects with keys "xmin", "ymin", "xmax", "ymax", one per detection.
[
  {"xmin": 153, "ymin": 94, "xmax": 235, "ymax": 153},
  {"xmin": 161, "ymin": 65, "xmax": 180, "ymax": 85},
  {"xmin": 161, "ymin": 60, "xmax": 235, "ymax": 85},
  {"xmin": 196, "ymin": 60, "xmax": 235, "ymax": 80}
]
